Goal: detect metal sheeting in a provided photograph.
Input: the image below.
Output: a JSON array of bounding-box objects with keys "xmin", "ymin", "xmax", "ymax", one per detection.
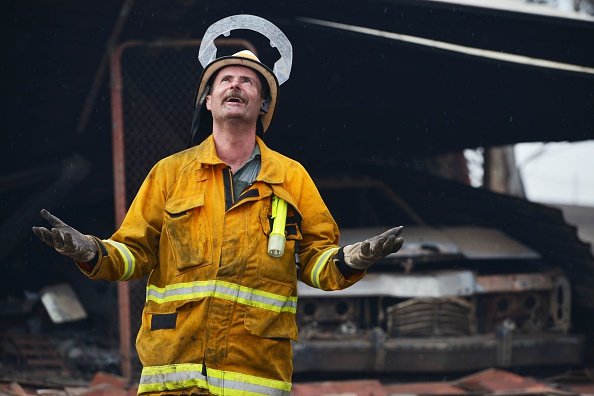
[
  {"xmin": 443, "ymin": 226, "xmax": 541, "ymax": 260},
  {"xmin": 377, "ymin": 168, "xmax": 594, "ymax": 309},
  {"xmin": 338, "ymin": 225, "xmax": 541, "ymax": 260},
  {"xmin": 298, "ymin": 271, "xmax": 478, "ymax": 298},
  {"xmin": 314, "ymin": 167, "xmax": 594, "ymax": 309}
]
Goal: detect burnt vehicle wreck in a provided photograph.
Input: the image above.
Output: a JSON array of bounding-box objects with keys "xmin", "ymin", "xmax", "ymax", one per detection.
[
  {"xmin": 294, "ymin": 226, "xmax": 581, "ymax": 373},
  {"xmin": 292, "ymin": 171, "xmax": 588, "ymax": 374}
]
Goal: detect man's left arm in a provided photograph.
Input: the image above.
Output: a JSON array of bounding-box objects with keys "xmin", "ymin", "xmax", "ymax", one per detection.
[
  {"xmin": 337, "ymin": 226, "xmax": 404, "ymax": 272},
  {"xmin": 294, "ymin": 172, "xmax": 403, "ymax": 290}
]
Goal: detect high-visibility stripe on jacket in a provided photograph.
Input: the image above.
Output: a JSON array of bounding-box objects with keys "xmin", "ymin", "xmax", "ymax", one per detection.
[
  {"xmin": 138, "ymin": 363, "xmax": 291, "ymax": 395},
  {"xmin": 146, "ymin": 280, "xmax": 298, "ymax": 313},
  {"xmin": 79, "ymin": 136, "xmax": 365, "ymax": 395},
  {"xmin": 311, "ymin": 247, "xmax": 340, "ymax": 289},
  {"xmin": 103, "ymin": 239, "xmax": 135, "ymax": 281}
]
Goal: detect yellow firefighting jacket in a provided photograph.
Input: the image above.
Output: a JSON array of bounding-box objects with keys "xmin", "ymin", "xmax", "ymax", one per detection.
[{"xmin": 81, "ymin": 135, "xmax": 364, "ymax": 395}]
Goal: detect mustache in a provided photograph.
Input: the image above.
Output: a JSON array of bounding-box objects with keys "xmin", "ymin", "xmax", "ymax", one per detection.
[{"xmin": 222, "ymin": 91, "xmax": 245, "ymax": 102}]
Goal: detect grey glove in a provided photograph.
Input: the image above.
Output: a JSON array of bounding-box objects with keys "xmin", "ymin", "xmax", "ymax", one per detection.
[
  {"xmin": 343, "ymin": 226, "xmax": 404, "ymax": 270},
  {"xmin": 32, "ymin": 209, "xmax": 97, "ymax": 262}
]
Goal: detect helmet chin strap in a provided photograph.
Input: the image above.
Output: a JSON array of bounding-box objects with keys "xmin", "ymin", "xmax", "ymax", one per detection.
[
  {"xmin": 257, "ymin": 94, "xmax": 271, "ymax": 138},
  {"xmin": 188, "ymin": 83, "xmax": 213, "ymax": 147}
]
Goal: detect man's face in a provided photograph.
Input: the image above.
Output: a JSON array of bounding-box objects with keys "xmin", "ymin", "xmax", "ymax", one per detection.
[{"xmin": 206, "ymin": 65, "xmax": 265, "ymax": 125}]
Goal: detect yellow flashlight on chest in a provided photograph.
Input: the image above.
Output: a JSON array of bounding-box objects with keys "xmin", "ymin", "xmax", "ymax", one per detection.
[{"xmin": 268, "ymin": 196, "xmax": 287, "ymax": 257}]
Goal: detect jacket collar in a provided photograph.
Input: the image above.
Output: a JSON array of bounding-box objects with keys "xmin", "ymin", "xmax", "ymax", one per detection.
[
  {"xmin": 194, "ymin": 135, "xmax": 225, "ymax": 166},
  {"xmin": 195, "ymin": 135, "xmax": 286, "ymax": 185},
  {"xmin": 255, "ymin": 136, "xmax": 285, "ymax": 185}
]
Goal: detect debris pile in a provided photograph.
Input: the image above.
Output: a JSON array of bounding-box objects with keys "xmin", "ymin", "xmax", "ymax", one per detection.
[
  {"xmin": 1, "ymin": 283, "xmax": 121, "ymax": 387},
  {"xmin": 0, "ymin": 372, "xmax": 137, "ymax": 396},
  {"xmin": 2, "ymin": 365, "xmax": 594, "ymax": 395},
  {"xmin": 291, "ymin": 368, "xmax": 594, "ymax": 396}
]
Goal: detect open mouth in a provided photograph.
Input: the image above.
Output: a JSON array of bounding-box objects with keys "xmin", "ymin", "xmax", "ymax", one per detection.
[{"xmin": 225, "ymin": 96, "xmax": 243, "ymax": 103}]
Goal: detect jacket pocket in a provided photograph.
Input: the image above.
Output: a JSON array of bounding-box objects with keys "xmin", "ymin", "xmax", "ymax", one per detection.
[
  {"xmin": 164, "ymin": 194, "xmax": 212, "ymax": 273},
  {"xmin": 244, "ymin": 307, "xmax": 298, "ymax": 342},
  {"xmin": 137, "ymin": 301, "xmax": 206, "ymax": 366}
]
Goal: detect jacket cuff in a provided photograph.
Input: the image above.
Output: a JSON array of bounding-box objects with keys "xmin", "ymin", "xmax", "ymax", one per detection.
[
  {"xmin": 334, "ymin": 247, "xmax": 365, "ymax": 279},
  {"xmin": 76, "ymin": 236, "xmax": 107, "ymax": 274}
]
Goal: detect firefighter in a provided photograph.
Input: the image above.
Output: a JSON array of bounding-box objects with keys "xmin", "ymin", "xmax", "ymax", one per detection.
[{"xmin": 32, "ymin": 18, "xmax": 403, "ymax": 396}]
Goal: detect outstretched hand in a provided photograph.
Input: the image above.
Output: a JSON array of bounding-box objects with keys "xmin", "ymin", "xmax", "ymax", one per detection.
[
  {"xmin": 343, "ymin": 226, "xmax": 404, "ymax": 270},
  {"xmin": 32, "ymin": 209, "xmax": 97, "ymax": 262}
]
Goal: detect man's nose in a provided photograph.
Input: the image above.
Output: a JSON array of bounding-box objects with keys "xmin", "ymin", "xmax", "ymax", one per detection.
[{"xmin": 229, "ymin": 78, "xmax": 241, "ymax": 90}]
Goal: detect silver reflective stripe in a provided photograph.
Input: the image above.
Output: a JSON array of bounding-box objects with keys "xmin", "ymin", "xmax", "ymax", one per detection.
[
  {"xmin": 140, "ymin": 369, "xmax": 205, "ymax": 385},
  {"xmin": 207, "ymin": 367, "xmax": 291, "ymax": 396},
  {"xmin": 208, "ymin": 375, "xmax": 290, "ymax": 396},
  {"xmin": 146, "ymin": 280, "xmax": 297, "ymax": 313},
  {"xmin": 138, "ymin": 364, "xmax": 207, "ymax": 393},
  {"xmin": 138, "ymin": 364, "xmax": 292, "ymax": 395},
  {"xmin": 310, "ymin": 247, "xmax": 339, "ymax": 289},
  {"xmin": 103, "ymin": 239, "xmax": 135, "ymax": 281}
]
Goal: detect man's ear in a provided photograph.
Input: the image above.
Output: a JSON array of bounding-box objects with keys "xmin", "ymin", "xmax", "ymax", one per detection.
[{"xmin": 205, "ymin": 95, "xmax": 211, "ymax": 111}]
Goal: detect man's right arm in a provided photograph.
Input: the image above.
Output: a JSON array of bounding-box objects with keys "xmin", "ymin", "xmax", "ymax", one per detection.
[{"xmin": 32, "ymin": 161, "xmax": 168, "ymax": 282}]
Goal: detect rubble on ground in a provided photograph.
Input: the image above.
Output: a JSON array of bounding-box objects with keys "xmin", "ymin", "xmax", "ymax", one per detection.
[
  {"xmin": 0, "ymin": 372, "xmax": 137, "ymax": 396},
  {"xmin": 1, "ymin": 368, "xmax": 594, "ymax": 396}
]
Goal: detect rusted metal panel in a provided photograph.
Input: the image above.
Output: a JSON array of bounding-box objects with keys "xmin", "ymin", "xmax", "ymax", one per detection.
[
  {"xmin": 546, "ymin": 368, "xmax": 594, "ymax": 395},
  {"xmin": 476, "ymin": 273, "xmax": 553, "ymax": 293},
  {"xmin": 479, "ymin": 291, "xmax": 553, "ymax": 334},
  {"xmin": 384, "ymin": 381, "xmax": 469, "ymax": 395},
  {"xmin": 566, "ymin": 384, "xmax": 594, "ymax": 395},
  {"xmin": 455, "ymin": 368, "xmax": 548, "ymax": 392},
  {"xmin": 292, "ymin": 379, "xmax": 388, "ymax": 396}
]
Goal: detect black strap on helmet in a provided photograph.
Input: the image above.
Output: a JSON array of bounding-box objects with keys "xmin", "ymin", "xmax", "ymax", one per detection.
[{"xmin": 187, "ymin": 84, "xmax": 211, "ymax": 148}]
